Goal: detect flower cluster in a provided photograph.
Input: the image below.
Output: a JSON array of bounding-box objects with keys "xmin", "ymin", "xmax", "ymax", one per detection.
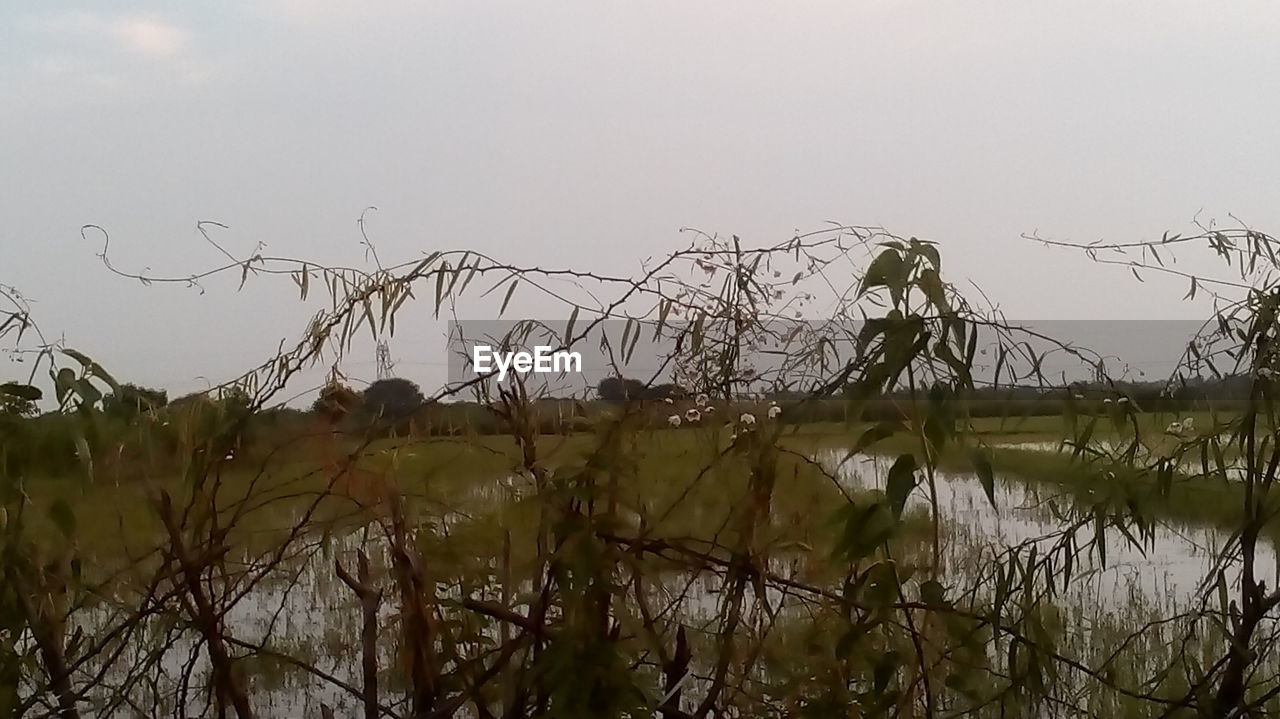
[
  {"xmin": 664, "ymin": 397, "xmax": 784, "ymax": 434},
  {"xmin": 1165, "ymin": 416, "xmax": 1195, "ymax": 436}
]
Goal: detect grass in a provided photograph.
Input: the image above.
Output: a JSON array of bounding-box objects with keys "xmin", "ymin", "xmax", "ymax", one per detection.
[
  {"xmin": 16, "ymin": 407, "xmax": 1267, "ymax": 574},
  {"xmin": 19, "ymin": 410, "xmax": 1280, "ymax": 715},
  {"xmin": 19, "ymin": 421, "xmax": 877, "ymax": 572}
]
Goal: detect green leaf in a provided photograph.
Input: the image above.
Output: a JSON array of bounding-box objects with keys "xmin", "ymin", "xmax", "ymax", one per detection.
[
  {"xmin": 73, "ymin": 378, "xmax": 102, "ymax": 406},
  {"xmin": 847, "ymin": 420, "xmax": 902, "ymax": 457},
  {"xmin": 911, "ymin": 238, "xmax": 941, "ymax": 270},
  {"xmin": 833, "ymin": 500, "xmax": 897, "ymax": 561},
  {"xmin": 970, "ymin": 446, "xmax": 996, "ymax": 508},
  {"xmin": 655, "ymin": 299, "xmax": 671, "ymax": 336},
  {"xmin": 1072, "ymin": 417, "xmax": 1097, "ymax": 459},
  {"xmin": 885, "ymin": 454, "xmax": 918, "ymax": 519},
  {"xmin": 54, "ymin": 368, "xmax": 77, "ymax": 405},
  {"xmin": 835, "ymin": 628, "xmax": 860, "ymax": 659},
  {"xmin": 410, "ymin": 251, "xmax": 441, "ymax": 278},
  {"xmin": 620, "ymin": 318, "xmax": 633, "ymax": 358},
  {"xmin": 49, "ymin": 499, "xmax": 76, "ymax": 538},
  {"xmin": 873, "ymin": 649, "xmax": 902, "ymax": 693},
  {"xmin": 918, "ymin": 267, "xmax": 949, "ymax": 313},
  {"xmin": 860, "ymin": 248, "xmax": 907, "ymax": 305},
  {"xmin": 433, "ymin": 264, "xmax": 448, "ymax": 318},
  {"xmin": 924, "ymin": 414, "xmax": 949, "ymax": 453},
  {"xmin": 565, "ymin": 306, "xmax": 580, "ymax": 342},
  {"xmin": 919, "ymin": 579, "xmax": 947, "ymax": 607},
  {"xmin": 625, "ymin": 319, "xmax": 642, "ymax": 362},
  {"xmin": 62, "ymin": 348, "xmax": 93, "ymax": 368},
  {"xmin": 499, "ymin": 279, "xmax": 518, "ymax": 317}
]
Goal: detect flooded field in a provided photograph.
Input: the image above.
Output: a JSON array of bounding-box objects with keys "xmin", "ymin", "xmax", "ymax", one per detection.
[
  {"xmin": 43, "ymin": 438, "xmax": 1280, "ymax": 717},
  {"xmin": 826, "ymin": 448, "xmax": 1278, "ymax": 611}
]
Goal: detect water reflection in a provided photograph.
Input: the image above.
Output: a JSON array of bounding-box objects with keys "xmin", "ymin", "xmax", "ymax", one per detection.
[
  {"xmin": 47, "ymin": 442, "xmax": 1280, "ymax": 716},
  {"xmin": 818, "ymin": 449, "xmax": 1277, "ymax": 611}
]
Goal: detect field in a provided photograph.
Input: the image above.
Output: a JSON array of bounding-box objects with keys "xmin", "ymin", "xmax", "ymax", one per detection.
[
  {"xmin": 0, "ymin": 413, "xmax": 1167, "ymax": 541},
  {"xmin": 15, "ymin": 404, "xmax": 1272, "ymax": 716},
  {"xmin": 7, "ymin": 230, "xmax": 1280, "ymax": 717},
  {"xmin": 24, "ymin": 406, "xmax": 1265, "ymax": 576}
]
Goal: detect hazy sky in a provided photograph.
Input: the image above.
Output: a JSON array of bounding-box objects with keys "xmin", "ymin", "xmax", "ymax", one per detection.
[{"xmin": 4, "ymin": 1, "xmax": 1280, "ymax": 398}]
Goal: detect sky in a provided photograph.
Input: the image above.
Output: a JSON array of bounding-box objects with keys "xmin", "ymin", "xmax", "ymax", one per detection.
[{"xmin": 4, "ymin": 1, "xmax": 1280, "ymax": 399}]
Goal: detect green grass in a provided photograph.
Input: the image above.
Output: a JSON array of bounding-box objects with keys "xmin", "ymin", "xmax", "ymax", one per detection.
[
  {"xmin": 18, "ymin": 422, "xmax": 877, "ymax": 571},
  {"xmin": 15, "ymin": 408, "xmax": 1266, "ymax": 575},
  {"xmin": 19, "ymin": 410, "xmax": 1280, "ymax": 715}
]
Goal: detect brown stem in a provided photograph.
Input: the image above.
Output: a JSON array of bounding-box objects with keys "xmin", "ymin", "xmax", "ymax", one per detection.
[
  {"xmin": 387, "ymin": 493, "xmax": 440, "ymax": 715},
  {"xmin": 11, "ymin": 563, "xmax": 80, "ymax": 719},
  {"xmin": 336, "ymin": 551, "xmax": 382, "ymax": 719},
  {"xmin": 157, "ymin": 491, "xmax": 255, "ymax": 719}
]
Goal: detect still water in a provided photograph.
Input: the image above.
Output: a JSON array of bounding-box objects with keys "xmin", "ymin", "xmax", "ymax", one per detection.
[{"xmin": 57, "ymin": 442, "xmax": 1279, "ymax": 716}]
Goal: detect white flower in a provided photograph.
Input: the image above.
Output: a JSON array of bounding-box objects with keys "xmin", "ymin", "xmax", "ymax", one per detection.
[
  {"xmin": 729, "ymin": 433, "xmax": 737, "ymax": 442},
  {"xmin": 1073, "ymin": 393, "xmax": 1085, "ymax": 400},
  {"xmin": 667, "ymin": 415, "xmax": 681, "ymax": 427},
  {"xmin": 685, "ymin": 408, "xmax": 701, "ymax": 423},
  {"xmin": 740, "ymin": 412, "xmax": 757, "ymax": 426},
  {"xmin": 1165, "ymin": 421, "xmax": 1183, "ymax": 435},
  {"xmin": 225, "ymin": 451, "xmax": 235, "ymax": 460},
  {"xmin": 1182, "ymin": 417, "xmax": 1194, "ymax": 431},
  {"xmin": 1118, "ymin": 397, "xmax": 1130, "ymax": 405},
  {"xmin": 767, "ymin": 405, "xmax": 782, "ymax": 419},
  {"xmin": 1103, "ymin": 398, "xmax": 1113, "ymax": 405},
  {"xmin": 769, "ymin": 399, "xmax": 778, "ymax": 406},
  {"xmin": 695, "ymin": 393, "xmax": 709, "ymax": 405},
  {"xmin": 664, "ymin": 397, "xmax": 674, "ymax": 404},
  {"xmin": 703, "ymin": 405, "xmax": 716, "ymax": 415}
]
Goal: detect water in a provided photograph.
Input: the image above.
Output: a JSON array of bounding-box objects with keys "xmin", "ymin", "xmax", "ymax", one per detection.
[
  {"xmin": 819, "ymin": 449, "xmax": 1278, "ymax": 611},
  {"xmin": 36, "ymin": 442, "xmax": 1280, "ymax": 716}
]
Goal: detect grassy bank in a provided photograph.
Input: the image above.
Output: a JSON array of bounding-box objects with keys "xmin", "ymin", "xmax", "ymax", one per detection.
[{"xmin": 16, "ymin": 408, "xmax": 1266, "ymax": 569}]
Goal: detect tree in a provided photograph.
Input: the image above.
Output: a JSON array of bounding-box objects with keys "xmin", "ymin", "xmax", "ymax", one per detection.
[
  {"xmin": 650, "ymin": 382, "xmax": 687, "ymax": 400},
  {"xmin": 597, "ymin": 377, "xmax": 686, "ymax": 401},
  {"xmin": 103, "ymin": 383, "xmax": 168, "ymax": 419},
  {"xmin": 0, "ymin": 382, "xmax": 39, "ymax": 418},
  {"xmin": 361, "ymin": 377, "xmax": 424, "ymax": 421},
  {"xmin": 597, "ymin": 376, "xmax": 650, "ymax": 401},
  {"xmin": 312, "ymin": 381, "xmax": 362, "ymax": 421}
]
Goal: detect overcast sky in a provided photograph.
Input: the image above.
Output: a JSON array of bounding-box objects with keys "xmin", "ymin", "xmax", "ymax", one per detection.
[{"xmin": 4, "ymin": 1, "xmax": 1279, "ymax": 398}]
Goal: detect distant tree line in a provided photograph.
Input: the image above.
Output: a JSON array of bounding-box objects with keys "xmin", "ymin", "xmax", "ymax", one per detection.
[
  {"xmin": 595, "ymin": 376, "xmax": 686, "ymax": 401},
  {"xmin": 0, "ymin": 369, "xmax": 1253, "ymax": 481}
]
